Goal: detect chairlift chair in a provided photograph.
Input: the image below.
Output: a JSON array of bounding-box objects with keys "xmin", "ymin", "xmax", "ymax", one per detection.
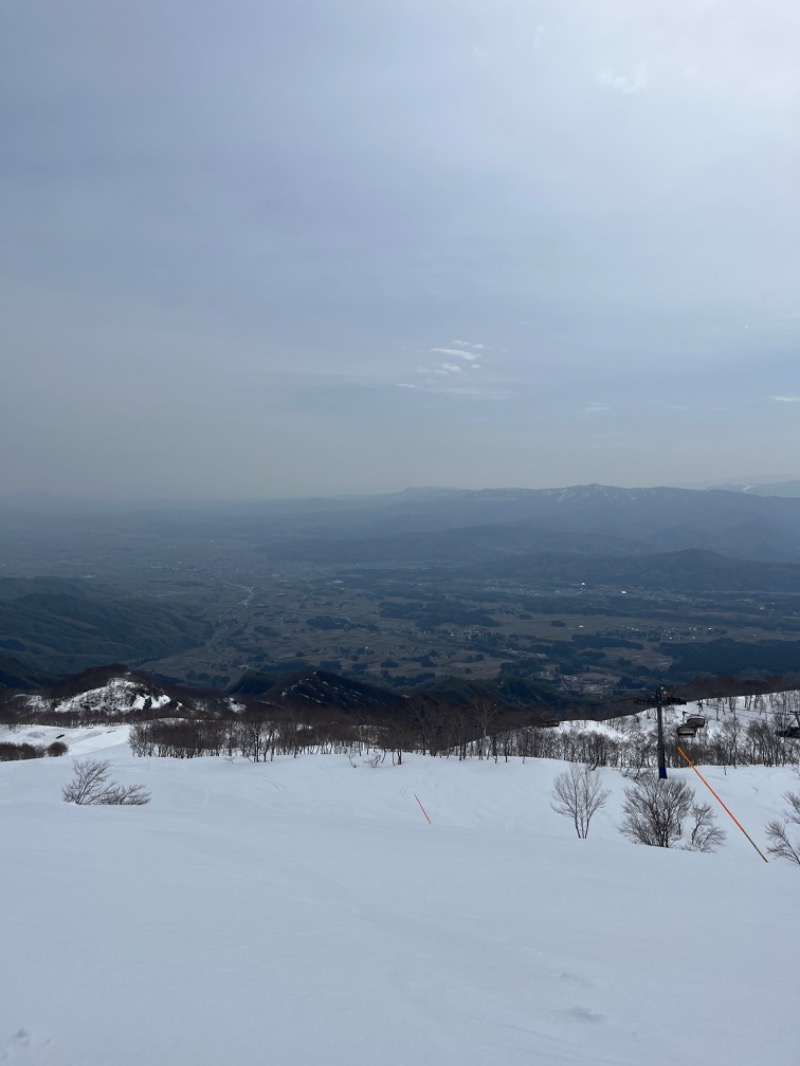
[
  {"xmin": 676, "ymin": 724, "xmax": 697, "ymax": 738},
  {"xmin": 686, "ymin": 715, "xmax": 706, "ymax": 729}
]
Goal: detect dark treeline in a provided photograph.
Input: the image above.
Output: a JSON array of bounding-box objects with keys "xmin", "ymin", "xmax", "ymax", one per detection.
[
  {"xmin": 126, "ymin": 699, "xmax": 546, "ymax": 765},
  {"xmin": 124, "ymin": 690, "xmax": 800, "ymax": 773},
  {"xmin": 0, "ymin": 739, "xmax": 67, "ymax": 761}
]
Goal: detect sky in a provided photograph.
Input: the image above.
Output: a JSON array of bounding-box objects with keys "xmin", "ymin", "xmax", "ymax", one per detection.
[{"xmin": 2, "ymin": 0, "xmax": 800, "ymax": 500}]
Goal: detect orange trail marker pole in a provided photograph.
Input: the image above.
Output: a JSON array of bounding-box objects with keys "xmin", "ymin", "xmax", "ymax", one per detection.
[
  {"xmin": 414, "ymin": 793, "xmax": 432, "ymax": 825},
  {"xmin": 677, "ymin": 746, "xmax": 768, "ymax": 863}
]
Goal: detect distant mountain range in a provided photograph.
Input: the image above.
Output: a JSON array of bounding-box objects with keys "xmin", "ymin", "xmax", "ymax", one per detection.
[
  {"xmin": 6, "ymin": 481, "xmax": 800, "ymax": 558},
  {"xmin": 702, "ymin": 477, "xmax": 800, "ymax": 497},
  {"xmin": 244, "ymin": 483, "xmax": 800, "ymax": 566}
]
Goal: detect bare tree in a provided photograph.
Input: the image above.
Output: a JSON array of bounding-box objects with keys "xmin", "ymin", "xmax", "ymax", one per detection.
[
  {"xmin": 619, "ymin": 773, "xmax": 724, "ymax": 851},
  {"xmin": 128, "ymin": 723, "xmax": 155, "ymax": 757},
  {"xmin": 469, "ymin": 696, "xmax": 500, "ymax": 760},
  {"xmin": 685, "ymin": 801, "xmax": 726, "ymax": 853},
  {"xmin": 550, "ymin": 762, "xmax": 611, "ymax": 838},
  {"xmin": 621, "ymin": 729, "xmax": 655, "ymax": 779},
  {"xmin": 63, "ymin": 759, "xmax": 112, "ymax": 804},
  {"xmin": 765, "ymin": 791, "xmax": 800, "ymax": 865},
  {"xmin": 62, "ymin": 759, "xmax": 151, "ymax": 806},
  {"xmin": 240, "ymin": 715, "xmax": 267, "ymax": 763},
  {"xmin": 719, "ymin": 715, "xmax": 744, "ymax": 768}
]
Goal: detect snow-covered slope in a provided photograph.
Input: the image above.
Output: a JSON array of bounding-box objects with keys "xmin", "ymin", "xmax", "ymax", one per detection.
[
  {"xmin": 16, "ymin": 678, "xmax": 175, "ymax": 719},
  {"xmin": 1, "ymin": 735, "xmax": 797, "ymax": 1066}
]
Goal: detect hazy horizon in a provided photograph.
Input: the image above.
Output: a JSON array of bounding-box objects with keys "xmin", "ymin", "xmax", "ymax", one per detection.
[
  {"xmin": 3, "ymin": 1, "xmax": 799, "ymax": 500},
  {"xmin": 4, "ymin": 473, "xmax": 800, "ymax": 512}
]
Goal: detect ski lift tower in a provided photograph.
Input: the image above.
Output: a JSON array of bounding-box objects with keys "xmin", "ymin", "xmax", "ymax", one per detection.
[{"xmin": 635, "ymin": 687, "xmax": 686, "ymax": 779}]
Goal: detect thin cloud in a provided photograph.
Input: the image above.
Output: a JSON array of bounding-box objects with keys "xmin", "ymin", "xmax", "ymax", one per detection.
[
  {"xmin": 419, "ymin": 342, "xmax": 489, "ymax": 385},
  {"xmin": 583, "ymin": 403, "xmax": 612, "ymax": 413},
  {"xmin": 430, "ymin": 347, "xmax": 479, "ymax": 361},
  {"xmin": 432, "ymin": 385, "xmax": 512, "ymax": 401},
  {"xmin": 412, "ymin": 339, "xmax": 494, "ymax": 396},
  {"xmin": 597, "ymin": 63, "xmax": 648, "ymax": 94},
  {"xmin": 397, "ymin": 378, "xmax": 508, "ymax": 400},
  {"xmin": 772, "ymin": 395, "xmax": 800, "ymax": 403}
]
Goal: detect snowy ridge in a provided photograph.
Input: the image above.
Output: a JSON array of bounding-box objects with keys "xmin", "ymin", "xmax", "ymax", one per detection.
[{"xmin": 17, "ymin": 678, "xmax": 175, "ymax": 718}]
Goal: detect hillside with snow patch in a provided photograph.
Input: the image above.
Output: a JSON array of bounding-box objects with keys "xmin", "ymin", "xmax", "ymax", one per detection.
[{"xmin": 17, "ymin": 678, "xmax": 175, "ymax": 719}]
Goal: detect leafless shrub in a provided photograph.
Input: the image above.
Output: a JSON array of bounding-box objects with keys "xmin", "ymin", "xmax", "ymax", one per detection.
[
  {"xmin": 62, "ymin": 759, "xmax": 111, "ymax": 804},
  {"xmin": 619, "ymin": 773, "xmax": 724, "ymax": 851},
  {"xmin": 62, "ymin": 759, "xmax": 151, "ymax": 806},
  {"xmin": 685, "ymin": 802, "xmax": 726, "ymax": 853},
  {"xmin": 765, "ymin": 791, "xmax": 800, "ymax": 865},
  {"xmin": 550, "ymin": 762, "xmax": 610, "ymax": 838},
  {"xmin": 100, "ymin": 782, "xmax": 152, "ymax": 805}
]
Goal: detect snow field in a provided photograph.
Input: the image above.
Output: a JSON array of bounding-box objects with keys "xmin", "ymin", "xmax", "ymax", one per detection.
[{"xmin": 1, "ymin": 729, "xmax": 798, "ymax": 1066}]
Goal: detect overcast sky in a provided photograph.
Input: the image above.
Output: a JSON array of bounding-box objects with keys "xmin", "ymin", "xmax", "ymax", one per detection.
[{"xmin": 2, "ymin": 0, "xmax": 799, "ymax": 500}]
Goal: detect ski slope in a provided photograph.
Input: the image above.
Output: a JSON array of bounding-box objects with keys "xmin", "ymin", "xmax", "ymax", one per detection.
[{"xmin": 1, "ymin": 728, "xmax": 797, "ymax": 1066}]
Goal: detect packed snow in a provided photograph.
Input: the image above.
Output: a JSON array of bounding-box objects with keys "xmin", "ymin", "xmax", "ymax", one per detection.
[{"xmin": 1, "ymin": 727, "xmax": 798, "ymax": 1065}]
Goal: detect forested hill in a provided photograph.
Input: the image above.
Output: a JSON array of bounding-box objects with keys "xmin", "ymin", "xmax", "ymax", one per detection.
[{"xmin": 0, "ymin": 578, "xmax": 209, "ymax": 677}]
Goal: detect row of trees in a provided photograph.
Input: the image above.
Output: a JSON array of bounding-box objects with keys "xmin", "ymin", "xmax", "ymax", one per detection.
[
  {"xmin": 517, "ymin": 715, "xmax": 800, "ymax": 771},
  {"xmin": 411, "ymin": 709, "xmax": 800, "ymax": 771},
  {"xmin": 124, "ymin": 701, "xmax": 800, "ymax": 773},
  {"xmin": 129, "ymin": 714, "xmax": 380, "ymax": 762},
  {"xmin": 0, "ymin": 739, "xmax": 67, "ymax": 761}
]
